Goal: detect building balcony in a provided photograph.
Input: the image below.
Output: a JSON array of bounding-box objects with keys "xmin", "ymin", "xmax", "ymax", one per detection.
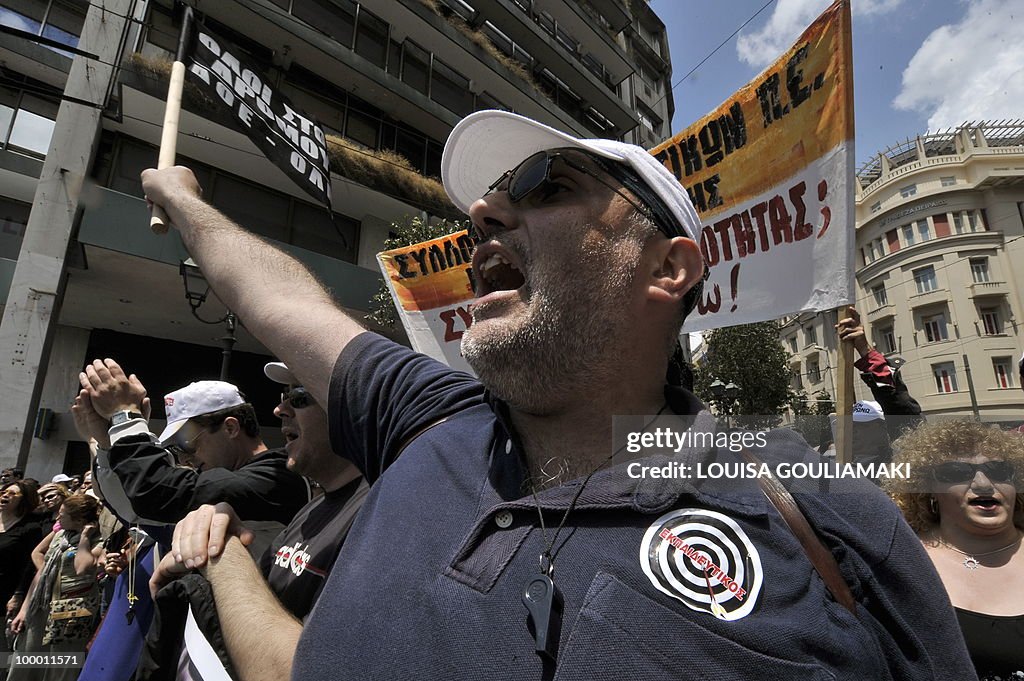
[
  {"xmin": 967, "ymin": 280, "xmax": 1010, "ymax": 298},
  {"xmin": 907, "ymin": 288, "xmax": 949, "ymax": 309},
  {"xmin": 865, "ymin": 303, "xmax": 896, "ymax": 321}
]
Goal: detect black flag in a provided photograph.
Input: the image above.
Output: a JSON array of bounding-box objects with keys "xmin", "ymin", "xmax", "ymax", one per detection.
[{"xmin": 185, "ymin": 27, "xmax": 332, "ymax": 209}]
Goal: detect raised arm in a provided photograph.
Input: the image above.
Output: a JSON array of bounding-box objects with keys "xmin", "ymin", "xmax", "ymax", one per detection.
[{"xmin": 141, "ymin": 166, "xmax": 366, "ymax": 403}]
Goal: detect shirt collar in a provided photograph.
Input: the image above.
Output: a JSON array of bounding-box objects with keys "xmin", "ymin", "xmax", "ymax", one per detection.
[{"xmin": 483, "ymin": 386, "xmax": 768, "ymax": 520}]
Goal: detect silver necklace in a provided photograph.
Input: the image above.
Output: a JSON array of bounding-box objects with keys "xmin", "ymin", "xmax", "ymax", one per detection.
[{"xmin": 938, "ymin": 535, "xmax": 1022, "ymax": 570}]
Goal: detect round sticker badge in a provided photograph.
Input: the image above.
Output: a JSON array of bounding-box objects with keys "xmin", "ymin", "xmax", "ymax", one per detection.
[{"xmin": 640, "ymin": 508, "xmax": 763, "ymax": 621}]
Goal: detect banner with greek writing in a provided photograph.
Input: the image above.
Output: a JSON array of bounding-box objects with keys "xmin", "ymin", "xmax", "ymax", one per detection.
[
  {"xmin": 186, "ymin": 27, "xmax": 332, "ymax": 208},
  {"xmin": 377, "ymin": 231, "xmax": 477, "ymax": 374},
  {"xmin": 652, "ymin": 0, "xmax": 855, "ymax": 332}
]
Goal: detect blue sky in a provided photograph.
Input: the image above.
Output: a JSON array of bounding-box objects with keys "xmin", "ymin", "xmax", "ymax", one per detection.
[{"xmin": 655, "ymin": 0, "xmax": 1023, "ymax": 172}]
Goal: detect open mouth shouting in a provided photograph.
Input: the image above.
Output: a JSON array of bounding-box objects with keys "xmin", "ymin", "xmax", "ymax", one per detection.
[
  {"xmin": 967, "ymin": 496, "xmax": 1002, "ymax": 512},
  {"xmin": 471, "ymin": 242, "xmax": 526, "ymax": 308}
]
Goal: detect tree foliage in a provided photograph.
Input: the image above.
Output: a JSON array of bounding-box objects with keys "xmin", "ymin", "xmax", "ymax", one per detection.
[
  {"xmin": 693, "ymin": 320, "xmax": 794, "ymax": 429},
  {"xmin": 365, "ymin": 215, "xmax": 469, "ymax": 329},
  {"xmin": 789, "ymin": 389, "xmax": 836, "ymax": 447}
]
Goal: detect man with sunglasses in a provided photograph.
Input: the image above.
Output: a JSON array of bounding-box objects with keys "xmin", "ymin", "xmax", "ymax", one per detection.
[
  {"xmin": 75, "ymin": 362, "xmax": 310, "ymax": 544},
  {"xmin": 142, "ymin": 362, "xmax": 367, "ymax": 680},
  {"xmin": 72, "ymin": 360, "xmax": 312, "ymax": 681},
  {"xmin": 140, "ymin": 110, "xmax": 974, "ymax": 680}
]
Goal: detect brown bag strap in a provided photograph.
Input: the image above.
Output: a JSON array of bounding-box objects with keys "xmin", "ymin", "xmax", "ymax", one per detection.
[{"xmin": 741, "ymin": 450, "xmax": 857, "ymax": 615}]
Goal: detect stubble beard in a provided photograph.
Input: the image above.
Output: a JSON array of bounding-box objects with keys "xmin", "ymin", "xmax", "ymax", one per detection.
[{"xmin": 462, "ymin": 230, "xmax": 646, "ymax": 414}]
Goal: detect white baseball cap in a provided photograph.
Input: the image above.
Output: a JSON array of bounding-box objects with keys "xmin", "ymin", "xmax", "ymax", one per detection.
[
  {"xmin": 441, "ymin": 110, "xmax": 702, "ymax": 243},
  {"xmin": 263, "ymin": 361, "xmax": 297, "ymax": 386},
  {"xmin": 852, "ymin": 400, "xmax": 885, "ymax": 423},
  {"xmin": 51, "ymin": 473, "xmax": 74, "ymax": 484},
  {"xmin": 158, "ymin": 381, "xmax": 246, "ymax": 444}
]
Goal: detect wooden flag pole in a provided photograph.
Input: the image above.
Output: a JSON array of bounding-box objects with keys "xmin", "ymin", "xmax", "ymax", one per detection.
[
  {"xmin": 834, "ymin": 305, "xmax": 855, "ymax": 464},
  {"xmin": 150, "ymin": 6, "xmax": 194, "ymax": 233}
]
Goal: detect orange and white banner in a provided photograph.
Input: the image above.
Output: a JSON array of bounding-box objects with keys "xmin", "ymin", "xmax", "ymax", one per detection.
[
  {"xmin": 377, "ymin": 231, "xmax": 477, "ymax": 373},
  {"xmin": 652, "ymin": 0, "xmax": 855, "ymax": 332},
  {"xmin": 379, "ymin": 0, "xmax": 854, "ymax": 364}
]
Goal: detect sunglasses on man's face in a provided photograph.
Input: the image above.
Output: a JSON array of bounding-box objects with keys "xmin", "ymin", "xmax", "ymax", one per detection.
[
  {"xmin": 168, "ymin": 425, "xmax": 208, "ymax": 458},
  {"xmin": 281, "ymin": 387, "xmax": 316, "ymax": 410},
  {"xmin": 485, "ymin": 151, "xmax": 660, "ymax": 228},
  {"xmin": 932, "ymin": 461, "xmax": 1015, "ymax": 484}
]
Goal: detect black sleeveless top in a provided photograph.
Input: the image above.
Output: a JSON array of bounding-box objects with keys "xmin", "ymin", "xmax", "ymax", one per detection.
[{"xmin": 955, "ymin": 607, "xmax": 1024, "ymax": 678}]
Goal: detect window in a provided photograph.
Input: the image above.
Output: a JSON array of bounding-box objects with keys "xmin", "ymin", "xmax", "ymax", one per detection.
[
  {"xmin": 969, "ymin": 257, "xmax": 990, "ymax": 283},
  {"xmin": 900, "ymin": 184, "xmax": 917, "ymax": 198},
  {"xmin": 868, "ymin": 238, "xmax": 884, "ymax": 261},
  {"xmin": 902, "ymin": 224, "xmax": 916, "ymax": 247},
  {"xmin": 993, "ymin": 357, "xmax": 1014, "ymax": 389},
  {"xmin": 212, "ymin": 175, "xmax": 290, "ymax": 242},
  {"xmin": 870, "ymin": 201, "xmax": 881, "ymax": 213},
  {"xmin": 788, "ymin": 336, "xmax": 798, "ymax": 354},
  {"xmin": 354, "ymin": 7, "xmax": 389, "ymax": 69},
  {"xmin": 879, "ymin": 326, "xmax": 896, "ymax": 354},
  {"xmin": 871, "ymin": 284, "xmax": 888, "ymax": 308},
  {"xmin": 807, "ymin": 360, "xmax": 821, "ymax": 384},
  {"xmin": 430, "ymin": 58, "xmax": 474, "ymax": 117},
  {"xmin": 932, "ymin": 362, "xmax": 958, "ymax": 393},
  {"xmin": 967, "ymin": 211, "xmax": 979, "ymax": 232},
  {"xmin": 291, "ymin": 203, "xmax": 358, "ymax": 262},
  {"xmin": 0, "ymin": 86, "xmax": 59, "ymax": 157},
  {"xmin": 293, "ymin": 0, "xmax": 356, "ymax": 48},
  {"xmin": 916, "ymin": 219, "xmax": 931, "ymax": 242},
  {"xmin": 804, "ymin": 325, "xmax": 817, "ymax": 347},
  {"xmin": 913, "ymin": 266, "xmax": 938, "ymax": 294},
  {"xmin": 344, "ymin": 107, "xmax": 379, "ymax": 148},
  {"xmin": 922, "ymin": 313, "xmax": 948, "ymax": 343},
  {"xmin": 401, "ymin": 41, "xmax": 430, "ymax": 96},
  {"xmin": 0, "ymin": 0, "xmax": 86, "ymax": 53},
  {"xmin": 0, "ymin": 197, "xmax": 31, "ymax": 261},
  {"xmin": 792, "ymin": 369, "xmax": 803, "ymax": 391},
  {"xmin": 98, "ymin": 136, "xmax": 360, "ymax": 262},
  {"xmin": 938, "ymin": 176, "xmax": 956, "ymax": 187},
  {"xmin": 953, "ymin": 212, "xmax": 964, "ymax": 234},
  {"xmin": 980, "ymin": 308, "xmax": 1001, "ymax": 335}
]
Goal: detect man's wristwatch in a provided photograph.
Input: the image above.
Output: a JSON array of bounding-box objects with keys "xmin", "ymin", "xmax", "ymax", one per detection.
[{"xmin": 109, "ymin": 410, "xmax": 144, "ymax": 427}]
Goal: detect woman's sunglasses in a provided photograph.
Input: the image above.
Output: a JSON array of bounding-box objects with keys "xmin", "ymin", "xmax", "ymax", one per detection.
[
  {"xmin": 932, "ymin": 461, "xmax": 1015, "ymax": 484},
  {"xmin": 281, "ymin": 387, "xmax": 316, "ymax": 409}
]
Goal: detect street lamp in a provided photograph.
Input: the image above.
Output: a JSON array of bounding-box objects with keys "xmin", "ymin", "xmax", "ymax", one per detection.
[
  {"xmin": 709, "ymin": 378, "xmax": 740, "ymax": 428},
  {"xmin": 179, "ymin": 258, "xmax": 237, "ymax": 381}
]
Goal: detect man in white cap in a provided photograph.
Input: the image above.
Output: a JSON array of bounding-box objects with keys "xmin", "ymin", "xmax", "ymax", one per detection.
[
  {"xmin": 71, "ymin": 359, "xmax": 313, "ymax": 681},
  {"xmin": 143, "ymin": 362, "xmax": 367, "ymax": 679},
  {"xmin": 139, "ymin": 111, "xmax": 974, "ymax": 679},
  {"xmin": 74, "ymin": 359, "xmax": 310, "ymax": 549}
]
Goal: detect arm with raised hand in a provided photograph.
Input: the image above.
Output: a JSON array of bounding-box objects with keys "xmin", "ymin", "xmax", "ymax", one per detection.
[{"xmin": 141, "ymin": 166, "xmax": 366, "ymax": 404}]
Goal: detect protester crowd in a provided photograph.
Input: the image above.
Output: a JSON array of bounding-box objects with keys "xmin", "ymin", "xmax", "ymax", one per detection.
[{"xmin": 2, "ymin": 109, "xmax": 1023, "ymax": 680}]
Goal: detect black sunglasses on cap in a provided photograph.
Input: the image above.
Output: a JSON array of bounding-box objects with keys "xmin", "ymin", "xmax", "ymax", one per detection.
[
  {"xmin": 932, "ymin": 461, "xmax": 1015, "ymax": 484},
  {"xmin": 281, "ymin": 387, "xmax": 316, "ymax": 409}
]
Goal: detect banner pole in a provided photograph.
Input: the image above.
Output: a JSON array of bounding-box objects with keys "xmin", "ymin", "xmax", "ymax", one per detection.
[
  {"xmin": 834, "ymin": 305, "xmax": 855, "ymax": 464},
  {"xmin": 150, "ymin": 5, "xmax": 194, "ymax": 233}
]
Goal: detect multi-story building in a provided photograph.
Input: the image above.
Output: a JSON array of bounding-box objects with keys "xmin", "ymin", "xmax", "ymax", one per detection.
[
  {"xmin": 781, "ymin": 120, "xmax": 1024, "ymax": 422},
  {"xmin": 0, "ymin": 0, "xmax": 675, "ymax": 477}
]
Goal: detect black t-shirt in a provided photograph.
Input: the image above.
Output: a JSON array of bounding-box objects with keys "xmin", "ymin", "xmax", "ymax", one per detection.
[
  {"xmin": 0, "ymin": 516, "xmax": 43, "ymax": 606},
  {"xmin": 259, "ymin": 478, "xmax": 368, "ymax": 620}
]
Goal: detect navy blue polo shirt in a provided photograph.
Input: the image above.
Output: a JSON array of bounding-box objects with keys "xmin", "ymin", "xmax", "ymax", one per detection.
[{"xmin": 293, "ymin": 333, "xmax": 976, "ymax": 680}]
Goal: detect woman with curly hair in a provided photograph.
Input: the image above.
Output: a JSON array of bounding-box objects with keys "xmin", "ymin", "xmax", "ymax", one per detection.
[{"xmin": 886, "ymin": 420, "xmax": 1024, "ymax": 680}]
